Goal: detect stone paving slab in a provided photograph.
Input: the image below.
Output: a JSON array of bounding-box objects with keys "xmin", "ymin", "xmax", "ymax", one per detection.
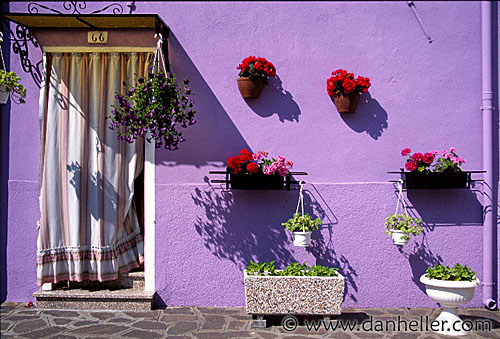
[{"xmin": 1, "ymin": 302, "xmax": 499, "ymax": 338}]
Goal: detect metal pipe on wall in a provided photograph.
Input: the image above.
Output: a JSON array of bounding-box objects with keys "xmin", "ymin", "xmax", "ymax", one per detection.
[{"xmin": 481, "ymin": 0, "xmax": 497, "ymax": 311}]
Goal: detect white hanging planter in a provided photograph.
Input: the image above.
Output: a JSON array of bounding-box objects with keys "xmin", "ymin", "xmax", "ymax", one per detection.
[
  {"xmin": 420, "ymin": 274, "xmax": 480, "ymax": 336},
  {"xmin": 0, "ymin": 84, "xmax": 9, "ymax": 104},
  {"xmin": 391, "ymin": 230, "xmax": 409, "ymax": 245},
  {"xmin": 293, "ymin": 231, "xmax": 311, "ymax": 247}
]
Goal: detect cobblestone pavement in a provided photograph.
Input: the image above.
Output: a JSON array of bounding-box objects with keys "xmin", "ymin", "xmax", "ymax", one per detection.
[{"xmin": 1, "ymin": 303, "xmax": 499, "ymax": 338}]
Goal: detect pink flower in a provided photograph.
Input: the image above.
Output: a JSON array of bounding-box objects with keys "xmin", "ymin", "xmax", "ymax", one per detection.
[
  {"xmin": 252, "ymin": 150, "xmax": 270, "ymax": 161},
  {"xmin": 285, "ymin": 160, "xmax": 294, "ymax": 168},
  {"xmin": 449, "ymin": 147, "xmax": 456, "ymax": 153},
  {"xmin": 451, "ymin": 156, "xmax": 459, "ymax": 164},
  {"xmin": 432, "ymin": 150, "xmax": 439, "ymax": 155},
  {"xmin": 278, "ymin": 167, "xmax": 289, "ymax": 176},
  {"xmin": 401, "ymin": 148, "xmax": 411, "ymax": 156},
  {"xmin": 458, "ymin": 157, "xmax": 465, "ymax": 163},
  {"xmin": 442, "ymin": 150, "xmax": 447, "ymax": 154}
]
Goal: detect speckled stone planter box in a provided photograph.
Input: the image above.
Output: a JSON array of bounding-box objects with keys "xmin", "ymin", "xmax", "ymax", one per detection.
[{"xmin": 244, "ymin": 272, "xmax": 345, "ymax": 315}]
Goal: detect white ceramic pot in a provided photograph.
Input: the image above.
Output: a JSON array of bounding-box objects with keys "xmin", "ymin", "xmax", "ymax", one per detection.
[
  {"xmin": 0, "ymin": 84, "xmax": 9, "ymax": 104},
  {"xmin": 391, "ymin": 230, "xmax": 409, "ymax": 245},
  {"xmin": 420, "ymin": 274, "xmax": 480, "ymax": 336},
  {"xmin": 293, "ymin": 231, "xmax": 311, "ymax": 247}
]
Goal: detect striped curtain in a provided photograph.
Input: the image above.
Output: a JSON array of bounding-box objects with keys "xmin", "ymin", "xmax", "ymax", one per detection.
[{"xmin": 37, "ymin": 52, "xmax": 151, "ymax": 285}]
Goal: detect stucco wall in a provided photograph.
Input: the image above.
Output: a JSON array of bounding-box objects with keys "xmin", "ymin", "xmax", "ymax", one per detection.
[{"xmin": 3, "ymin": 1, "xmax": 497, "ymax": 308}]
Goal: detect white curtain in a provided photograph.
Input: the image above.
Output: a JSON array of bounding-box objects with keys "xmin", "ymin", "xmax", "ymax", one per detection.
[{"xmin": 37, "ymin": 52, "xmax": 151, "ymax": 285}]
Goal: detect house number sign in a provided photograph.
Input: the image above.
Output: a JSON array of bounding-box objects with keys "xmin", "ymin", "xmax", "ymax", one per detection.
[{"xmin": 88, "ymin": 31, "xmax": 108, "ymax": 44}]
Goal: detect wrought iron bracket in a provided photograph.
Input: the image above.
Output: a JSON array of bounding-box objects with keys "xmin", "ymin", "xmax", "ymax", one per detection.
[
  {"xmin": 0, "ymin": 18, "xmax": 43, "ymax": 87},
  {"xmin": 388, "ymin": 169, "xmax": 486, "ymax": 189},
  {"xmin": 209, "ymin": 171, "xmax": 308, "ymax": 191}
]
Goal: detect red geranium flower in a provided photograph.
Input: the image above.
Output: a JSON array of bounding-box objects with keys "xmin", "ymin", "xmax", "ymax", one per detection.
[
  {"xmin": 423, "ymin": 152, "xmax": 435, "ymax": 164},
  {"xmin": 405, "ymin": 161, "xmax": 417, "ymax": 172},
  {"xmin": 412, "ymin": 153, "xmax": 423, "ymax": 162},
  {"xmin": 240, "ymin": 149, "xmax": 253, "ymax": 162},
  {"xmin": 401, "ymin": 148, "xmax": 411, "ymax": 156},
  {"xmin": 237, "ymin": 56, "xmax": 276, "ymax": 81},
  {"xmin": 246, "ymin": 162, "xmax": 259, "ymax": 173},
  {"xmin": 327, "ymin": 69, "xmax": 371, "ymax": 96}
]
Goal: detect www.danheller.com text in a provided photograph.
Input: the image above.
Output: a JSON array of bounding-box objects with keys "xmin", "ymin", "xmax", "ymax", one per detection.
[{"xmin": 280, "ymin": 315, "xmax": 492, "ymax": 333}]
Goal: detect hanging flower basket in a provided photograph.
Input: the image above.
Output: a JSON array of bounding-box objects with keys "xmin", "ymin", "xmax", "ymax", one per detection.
[
  {"xmin": 0, "ymin": 84, "xmax": 9, "ymax": 104},
  {"xmin": 0, "ymin": 70, "xmax": 26, "ymax": 104},
  {"xmin": 292, "ymin": 231, "xmax": 312, "ymax": 247},
  {"xmin": 390, "ymin": 229, "xmax": 409, "ymax": 245},
  {"xmin": 109, "ymin": 68, "xmax": 197, "ymax": 150},
  {"xmin": 237, "ymin": 77, "xmax": 264, "ymax": 99},
  {"xmin": 331, "ymin": 92, "xmax": 360, "ymax": 113},
  {"xmin": 327, "ymin": 69, "xmax": 370, "ymax": 113},
  {"xmin": 236, "ymin": 56, "xmax": 276, "ymax": 99}
]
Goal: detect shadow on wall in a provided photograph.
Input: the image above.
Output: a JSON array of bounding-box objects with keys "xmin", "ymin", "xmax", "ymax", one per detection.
[
  {"xmin": 0, "ymin": 5, "xmax": 11, "ymax": 302},
  {"xmin": 303, "ymin": 188, "xmax": 359, "ymax": 303},
  {"xmin": 398, "ymin": 236, "xmax": 443, "ymax": 294},
  {"xmin": 339, "ymin": 92, "xmax": 388, "ymax": 140},
  {"xmin": 192, "ymin": 183, "xmax": 300, "ymax": 269},
  {"xmin": 192, "ymin": 182, "xmax": 359, "ymax": 303},
  {"xmin": 245, "ymin": 75, "xmax": 301, "ymax": 123},
  {"xmin": 407, "ymin": 189, "xmax": 483, "ymax": 228},
  {"xmin": 155, "ymin": 31, "xmax": 250, "ymax": 168}
]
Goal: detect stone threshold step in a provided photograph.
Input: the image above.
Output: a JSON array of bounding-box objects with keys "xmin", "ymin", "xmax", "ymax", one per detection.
[
  {"xmin": 33, "ymin": 288, "xmax": 155, "ymax": 311},
  {"xmin": 46, "ymin": 271, "xmax": 145, "ymax": 291}
]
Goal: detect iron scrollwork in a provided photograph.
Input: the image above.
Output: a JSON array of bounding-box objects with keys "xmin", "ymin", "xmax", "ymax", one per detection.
[
  {"xmin": 27, "ymin": 1, "xmax": 123, "ymax": 15},
  {"xmin": 1, "ymin": 1, "xmax": 126, "ymax": 87},
  {"xmin": 0, "ymin": 19, "xmax": 43, "ymax": 88}
]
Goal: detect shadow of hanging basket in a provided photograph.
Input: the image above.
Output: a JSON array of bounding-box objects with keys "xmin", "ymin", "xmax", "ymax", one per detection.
[
  {"xmin": 237, "ymin": 77, "xmax": 264, "ymax": 99},
  {"xmin": 331, "ymin": 92, "xmax": 360, "ymax": 113}
]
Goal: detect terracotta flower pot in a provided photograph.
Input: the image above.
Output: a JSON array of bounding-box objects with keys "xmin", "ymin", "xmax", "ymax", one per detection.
[
  {"xmin": 331, "ymin": 92, "xmax": 360, "ymax": 113},
  {"xmin": 237, "ymin": 77, "xmax": 264, "ymax": 99}
]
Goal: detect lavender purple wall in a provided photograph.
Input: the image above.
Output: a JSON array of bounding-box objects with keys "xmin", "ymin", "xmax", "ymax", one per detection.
[{"xmin": 3, "ymin": 1, "xmax": 498, "ymax": 308}]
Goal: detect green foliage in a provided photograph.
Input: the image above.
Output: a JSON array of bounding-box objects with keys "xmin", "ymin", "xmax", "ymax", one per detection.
[
  {"xmin": 282, "ymin": 212, "xmax": 322, "ymax": 233},
  {"xmin": 385, "ymin": 213, "xmax": 423, "ymax": 240},
  {"xmin": 0, "ymin": 70, "xmax": 26, "ymax": 104},
  {"xmin": 246, "ymin": 261, "xmax": 338, "ymax": 277},
  {"xmin": 426, "ymin": 263, "xmax": 477, "ymax": 282},
  {"xmin": 246, "ymin": 260, "xmax": 277, "ymax": 276}
]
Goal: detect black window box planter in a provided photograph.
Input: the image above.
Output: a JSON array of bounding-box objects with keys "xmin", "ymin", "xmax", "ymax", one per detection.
[
  {"xmin": 388, "ymin": 169, "xmax": 485, "ymax": 189},
  {"xmin": 209, "ymin": 170, "xmax": 308, "ymax": 191},
  {"xmin": 230, "ymin": 173, "xmax": 284, "ymax": 190},
  {"xmin": 403, "ymin": 171, "xmax": 467, "ymax": 189}
]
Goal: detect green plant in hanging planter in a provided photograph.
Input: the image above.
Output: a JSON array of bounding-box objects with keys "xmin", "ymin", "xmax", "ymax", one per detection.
[
  {"xmin": 282, "ymin": 212, "xmax": 322, "ymax": 233},
  {"xmin": 0, "ymin": 70, "xmax": 26, "ymax": 104},
  {"xmin": 384, "ymin": 213, "xmax": 423, "ymax": 241},
  {"xmin": 109, "ymin": 67, "xmax": 196, "ymax": 150}
]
